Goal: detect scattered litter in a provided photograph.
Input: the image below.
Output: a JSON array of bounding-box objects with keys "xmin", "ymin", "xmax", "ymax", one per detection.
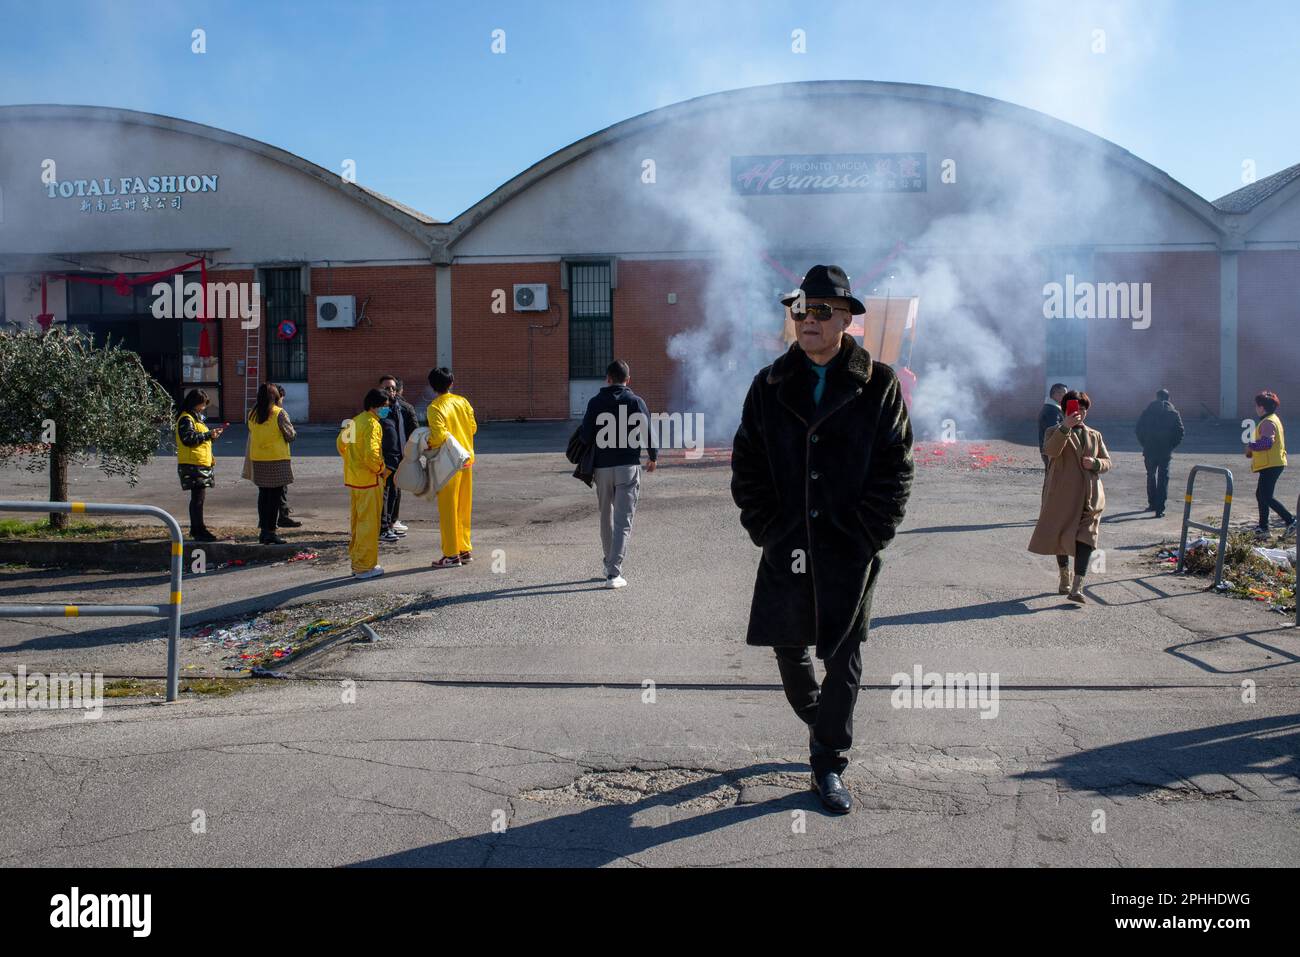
[
  {"xmin": 1251, "ymin": 546, "xmax": 1296, "ymax": 568},
  {"xmin": 359, "ymin": 623, "xmax": 380, "ymax": 643}
]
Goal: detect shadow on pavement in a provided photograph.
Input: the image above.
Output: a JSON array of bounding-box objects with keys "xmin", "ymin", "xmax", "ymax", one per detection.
[
  {"xmin": 874, "ymin": 594, "xmax": 1057, "ymax": 626},
  {"xmin": 351, "ymin": 761, "xmax": 814, "ymax": 867},
  {"xmin": 901, "ymin": 521, "xmax": 1037, "ymax": 535},
  {"xmin": 1016, "ymin": 713, "xmax": 1300, "ymax": 801},
  {"xmin": 1164, "ymin": 628, "xmax": 1300, "ymax": 675},
  {"xmin": 0, "ymin": 574, "xmax": 613, "ymax": 653}
]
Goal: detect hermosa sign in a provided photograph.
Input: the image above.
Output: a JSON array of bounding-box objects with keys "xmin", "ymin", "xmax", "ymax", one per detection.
[
  {"xmin": 732, "ymin": 153, "xmax": 926, "ymax": 195},
  {"xmin": 45, "ymin": 174, "xmax": 219, "ymax": 199}
]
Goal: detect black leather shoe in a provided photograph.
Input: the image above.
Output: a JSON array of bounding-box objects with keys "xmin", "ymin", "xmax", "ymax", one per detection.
[
  {"xmin": 277, "ymin": 515, "xmax": 302, "ymax": 528},
  {"xmin": 260, "ymin": 535, "xmax": 288, "ymax": 545},
  {"xmin": 810, "ymin": 770, "xmax": 853, "ymax": 814}
]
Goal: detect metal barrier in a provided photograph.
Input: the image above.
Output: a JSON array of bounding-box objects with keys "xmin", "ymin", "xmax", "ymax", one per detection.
[
  {"xmin": 0, "ymin": 500, "xmax": 182, "ymax": 702},
  {"xmin": 1176, "ymin": 466, "xmax": 1234, "ymax": 589}
]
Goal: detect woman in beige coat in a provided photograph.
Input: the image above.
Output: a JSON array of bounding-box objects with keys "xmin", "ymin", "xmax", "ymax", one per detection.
[{"xmin": 1028, "ymin": 390, "xmax": 1111, "ymax": 603}]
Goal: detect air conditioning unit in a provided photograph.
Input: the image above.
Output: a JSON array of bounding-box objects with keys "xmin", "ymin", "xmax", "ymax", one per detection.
[
  {"xmin": 316, "ymin": 295, "xmax": 356, "ymax": 328},
  {"xmin": 513, "ymin": 283, "xmax": 548, "ymax": 312}
]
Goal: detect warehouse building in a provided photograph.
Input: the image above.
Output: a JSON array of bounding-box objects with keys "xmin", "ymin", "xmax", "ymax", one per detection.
[{"xmin": 2, "ymin": 82, "xmax": 1297, "ymax": 430}]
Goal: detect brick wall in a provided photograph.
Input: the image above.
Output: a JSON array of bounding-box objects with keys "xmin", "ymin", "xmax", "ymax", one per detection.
[
  {"xmin": 451, "ymin": 262, "xmax": 569, "ymax": 420},
  {"xmin": 1238, "ymin": 250, "xmax": 1300, "ymax": 418},
  {"xmin": 216, "ymin": 264, "xmax": 436, "ymax": 424},
  {"xmin": 1088, "ymin": 252, "xmax": 1220, "ymax": 420}
]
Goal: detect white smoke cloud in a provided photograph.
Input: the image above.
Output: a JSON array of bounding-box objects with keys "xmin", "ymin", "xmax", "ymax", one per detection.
[{"xmin": 634, "ymin": 0, "xmax": 1175, "ymax": 441}]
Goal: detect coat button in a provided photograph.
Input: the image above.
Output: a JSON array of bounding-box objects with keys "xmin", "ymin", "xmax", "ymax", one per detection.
[
  {"xmin": 810, "ymin": 434, "xmax": 819, "ymax": 444},
  {"xmin": 811, "ymin": 470, "xmax": 820, "ymax": 480},
  {"xmin": 810, "ymin": 509, "xmax": 819, "ymax": 518}
]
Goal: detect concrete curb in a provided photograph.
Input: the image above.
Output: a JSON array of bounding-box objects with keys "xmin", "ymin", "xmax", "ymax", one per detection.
[{"xmin": 0, "ymin": 538, "xmax": 317, "ymax": 570}]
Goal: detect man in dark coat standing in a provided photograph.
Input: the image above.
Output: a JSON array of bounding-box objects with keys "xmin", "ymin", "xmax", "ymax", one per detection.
[
  {"xmin": 731, "ymin": 264, "xmax": 914, "ymax": 814},
  {"xmin": 1038, "ymin": 383, "xmax": 1068, "ymax": 472},
  {"xmin": 1135, "ymin": 388, "xmax": 1185, "ymax": 517}
]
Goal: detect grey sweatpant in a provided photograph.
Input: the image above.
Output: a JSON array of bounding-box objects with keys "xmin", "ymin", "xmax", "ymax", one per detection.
[{"xmin": 594, "ymin": 464, "xmax": 641, "ymax": 579}]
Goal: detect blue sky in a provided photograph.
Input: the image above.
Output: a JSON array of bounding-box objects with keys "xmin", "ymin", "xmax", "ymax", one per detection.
[{"xmin": 3, "ymin": 0, "xmax": 1297, "ymax": 221}]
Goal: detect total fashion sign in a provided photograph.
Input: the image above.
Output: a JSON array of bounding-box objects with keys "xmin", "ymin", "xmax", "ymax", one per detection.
[
  {"xmin": 44, "ymin": 173, "xmax": 219, "ymax": 215},
  {"xmin": 45, "ymin": 173, "xmax": 219, "ymax": 198},
  {"xmin": 732, "ymin": 153, "xmax": 926, "ymax": 195}
]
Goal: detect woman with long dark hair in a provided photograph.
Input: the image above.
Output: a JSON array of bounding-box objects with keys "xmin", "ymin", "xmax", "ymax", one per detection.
[
  {"xmin": 1245, "ymin": 390, "xmax": 1295, "ymax": 540},
  {"xmin": 243, "ymin": 382, "xmax": 296, "ymax": 544},
  {"xmin": 175, "ymin": 389, "xmax": 224, "ymax": 542},
  {"xmin": 1028, "ymin": 390, "xmax": 1111, "ymax": 603}
]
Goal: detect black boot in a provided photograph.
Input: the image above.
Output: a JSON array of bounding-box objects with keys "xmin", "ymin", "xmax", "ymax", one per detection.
[{"xmin": 277, "ymin": 512, "xmax": 302, "ymax": 528}]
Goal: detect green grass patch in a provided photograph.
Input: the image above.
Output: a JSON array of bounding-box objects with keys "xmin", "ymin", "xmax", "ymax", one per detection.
[
  {"xmin": 102, "ymin": 677, "xmax": 245, "ymax": 698},
  {"xmin": 0, "ymin": 518, "xmax": 136, "ymax": 540}
]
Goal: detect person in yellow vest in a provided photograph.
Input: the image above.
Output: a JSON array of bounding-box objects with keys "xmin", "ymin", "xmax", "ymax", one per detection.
[
  {"xmin": 175, "ymin": 389, "xmax": 225, "ymax": 543},
  {"xmin": 338, "ymin": 389, "xmax": 391, "ymax": 579},
  {"xmin": 245, "ymin": 382, "xmax": 297, "ymax": 545},
  {"xmin": 426, "ymin": 367, "xmax": 477, "ymax": 568},
  {"xmin": 1245, "ymin": 390, "xmax": 1295, "ymax": 540}
]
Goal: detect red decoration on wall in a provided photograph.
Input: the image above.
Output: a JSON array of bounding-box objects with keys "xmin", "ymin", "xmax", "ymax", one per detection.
[{"xmin": 40, "ymin": 257, "xmax": 214, "ymax": 358}]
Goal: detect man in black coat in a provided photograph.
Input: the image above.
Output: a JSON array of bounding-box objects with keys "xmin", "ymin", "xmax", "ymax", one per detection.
[
  {"xmin": 379, "ymin": 375, "xmax": 418, "ymax": 536},
  {"xmin": 1038, "ymin": 383, "xmax": 1068, "ymax": 472},
  {"xmin": 731, "ymin": 264, "xmax": 914, "ymax": 814},
  {"xmin": 1135, "ymin": 388, "xmax": 1185, "ymax": 517}
]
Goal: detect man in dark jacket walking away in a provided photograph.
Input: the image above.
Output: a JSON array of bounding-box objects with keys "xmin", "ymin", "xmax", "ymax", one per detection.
[
  {"xmin": 1038, "ymin": 383, "xmax": 1068, "ymax": 472},
  {"xmin": 579, "ymin": 360, "xmax": 658, "ymax": 588},
  {"xmin": 732, "ymin": 265, "xmax": 914, "ymax": 814},
  {"xmin": 1135, "ymin": 388, "xmax": 1185, "ymax": 517}
]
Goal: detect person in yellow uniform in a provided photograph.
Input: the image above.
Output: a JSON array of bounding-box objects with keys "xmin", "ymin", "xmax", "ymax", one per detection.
[
  {"xmin": 338, "ymin": 389, "xmax": 391, "ymax": 579},
  {"xmin": 426, "ymin": 367, "xmax": 477, "ymax": 568},
  {"xmin": 245, "ymin": 383, "xmax": 296, "ymax": 545},
  {"xmin": 1245, "ymin": 390, "xmax": 1295, "ymax": 540},
  {"xmin": 175, "ymin": 389, "xmax": 225, "ymax": 543}
]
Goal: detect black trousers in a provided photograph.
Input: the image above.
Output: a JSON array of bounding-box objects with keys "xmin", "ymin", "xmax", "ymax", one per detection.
[
  {"xmin": 1144, "ymin": 453, "xmax": 1171, "ymax": 511},
  {"xmin": 256, "ymin": 487, "xmax": 283, "ymax": 536},
  {"xmin": 1255, "ymin": 466, "xmax": 1294, "ymax": 530},
  {"xmin": 773, "ymin": 638, "xmax": 864, "ymax": 777},
  {"xmin": 277, "ymin": 486, "xmax": 291, "ymax": 520},
  {"xmin": 384, "ymin": 473, "xmax": 401, "ymax": 527},
  {"xmin": 188, "ymin": 487, "xmax": 206, "ymax": 532}
]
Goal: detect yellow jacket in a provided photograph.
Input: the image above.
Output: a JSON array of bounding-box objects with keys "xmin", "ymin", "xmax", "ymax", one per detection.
[
  {"xmin": 248, "ymin": 404, "xmax": 291, "ymax": 461},
  {"xmin": 338, "ymin": 409, "xmax": 386, "ymax": 489},
  {"xmin": 426, "ymin": 392, "xmax": 477, "ymax": 464},
  {"xmin": 175, "ymin": 412, "xmax": 213, "ymax": 467},
  {"xmin": 1250, "ymin": 413, "xmax": 1287, "ymax": 472}
]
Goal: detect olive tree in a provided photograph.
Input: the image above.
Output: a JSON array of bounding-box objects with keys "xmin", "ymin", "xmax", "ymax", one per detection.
[{"xmin": 0, "ymin": 328, "xmax": 174, "ymax": 528}]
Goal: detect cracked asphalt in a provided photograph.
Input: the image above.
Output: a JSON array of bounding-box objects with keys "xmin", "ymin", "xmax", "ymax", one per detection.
[{"xmin": 1, "ymin": 422, "xmax": 1297, "ymax": 866}]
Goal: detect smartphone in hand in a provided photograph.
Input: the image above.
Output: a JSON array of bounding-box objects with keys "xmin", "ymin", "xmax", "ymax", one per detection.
[{"xmin": 1064, "ymin": 399, "xmax": 1080, "ymax": 417}]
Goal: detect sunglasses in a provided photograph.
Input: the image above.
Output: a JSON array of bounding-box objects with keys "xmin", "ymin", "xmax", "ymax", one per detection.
[{"xmin": 791, "ymin": 302, "xmax": 848, "ymax": 321}]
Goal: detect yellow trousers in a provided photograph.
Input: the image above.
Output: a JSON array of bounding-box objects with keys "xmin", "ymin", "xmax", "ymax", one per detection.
[
  {"xmin": 349, "ymin": 484, "xmax": 385, "ymax": 572},
  {"xmin": 436, "ymin": 467, "xmax": 473, "ymax": 558}
]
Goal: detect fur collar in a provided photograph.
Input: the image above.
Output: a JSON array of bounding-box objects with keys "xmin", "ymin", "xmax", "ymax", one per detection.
[{"xmin": 766, "ymin": 334, "xmax": 873, "ymax": 386}]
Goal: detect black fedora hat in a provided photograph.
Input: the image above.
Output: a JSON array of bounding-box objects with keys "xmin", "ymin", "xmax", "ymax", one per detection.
[{"xmin": 780, "ymin": 264, "xmax": 866, "ymax": 315}]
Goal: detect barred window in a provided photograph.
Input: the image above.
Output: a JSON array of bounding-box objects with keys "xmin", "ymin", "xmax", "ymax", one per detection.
[
  {"xmin": 568, "ymin": 261, "xmax": 612, "ymax": 378},
  {"xmin": 263, "ymin": 267, "xmax": 307, "ymax": 381}
]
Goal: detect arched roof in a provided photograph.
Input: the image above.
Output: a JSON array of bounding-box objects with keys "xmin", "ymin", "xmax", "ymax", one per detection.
[
  {"xmin": 0, "ymin": 103, "xmax": 441, "ymax": 244},
  {"xmin": 446, "ymin": 79, "xmax": 1228, "ymax": 248}
]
